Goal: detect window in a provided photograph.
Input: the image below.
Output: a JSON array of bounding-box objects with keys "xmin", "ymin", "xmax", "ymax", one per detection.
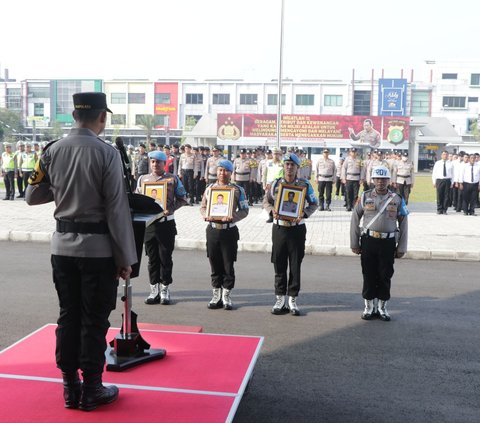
[
  {"xmin": 34, "ymin": 103, "xmax": 44, "ymax": 117},
  {"xmin": 155, "ymin": 93, "xmax": 171, "ymax": 104},
  {"xmin": 267, "ymin": 94, "xmax": 286, "ymax": 106},
  {"xmin": 154, "ymin": 115, "xmax": 169, "ymax": 126},
  {"xmin": 28, "ymin": 87, "xmax": 49, "ymax": 98},
  {"xmin": 135, "ymin": 114, "xmax": 149, "ymax": 125},
  {"xmin": 468, "ymin": 97, "xmax": 479, "ymax": 103},
  {"xmin": 186, "ymin": 93, "xmax": 203, "ymax": 104},
  {"xmin": 6, "ymin": 88, "xmax": 21, "ymax": 110},
  {"xmin": 442, "ymin": 73, "xmax": 457, "ymax": 80},
  {"xmin": 128, "ymin": 93, "xmax": 145, "ymax": 104},
  {"xmin": 240, "ymin": 93, "xmax": 258, "ymax": 105},
  {"xmin": 212, "ymin": 93, "xmax": 230, "ymax": 105},
  {"xmin": 466, "ymin": 118, "xmax": 478, "ymax": 133},
  {"xmin": 353, "ymin": 91, "xmax": 371, "ymax": 115},
  {"xmin": 411, "ymin": 91, "xmax": 430, "ymax": 116},
  {"xmin": 443, "ymin": 96, "xmax": 466, "ymax": 108},
  {"xmin": 324, "ymin": 95, "xmax": 343, "ymax": 107},
  {"xmin": 471, "ymin": 74, "xmax": 480, "ymax": 86},
  {"xmin": 296, "ymin": 94, "xmax": 314, "ymax": 106},
  {"xmin": 111, "ymin": 114, "xmax": 126, "ymax": 125},
  {"xmin": 111, "ymin": 93, "xmax": 126, "ymax": 104}
]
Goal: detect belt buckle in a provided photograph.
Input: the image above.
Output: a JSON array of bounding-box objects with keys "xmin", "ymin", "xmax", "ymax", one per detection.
[{"xmin": 372, "ymin": 231, "xmax": 381, "ymax": 239}]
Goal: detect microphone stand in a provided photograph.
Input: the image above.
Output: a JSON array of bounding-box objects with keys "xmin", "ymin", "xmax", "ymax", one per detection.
[{"xmin": 106, "ymin": 139, "xmax": 166, "ymax": 372}]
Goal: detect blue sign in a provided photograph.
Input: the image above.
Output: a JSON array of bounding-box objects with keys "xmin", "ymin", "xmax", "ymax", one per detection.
[{"xmin": 378, "ymin": 79, "xmax": 407, "ymax": 117}]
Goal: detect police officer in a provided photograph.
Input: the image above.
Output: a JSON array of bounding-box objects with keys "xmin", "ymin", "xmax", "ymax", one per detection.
[
  {"xmin": 178, "ymin": 143, "xmax": 195, "ymax": 205},
  {"xmin": 341, "ymin": 147, "xmax": 364, "ymax": 211},
  {"xmin": 18, "ymin": 142, "xmax": 37, "ymax": 195},
  {"xmin": 316, "ymin": 148, "xmax": 336, "ymax": 211},
  {"xmin": 200, "ymin": 160, "xmax": 249, "ymax": 310},
  {"xmin": 350, "ymin": 166, "xmax": 408, "ymax": 322},
  {"xmin": 137, "ymin": 151, "xmax": 188, "ymax": 305},
  {"xmin": 392, "ymin": 151, "xmax": 415, "ymax": 205},
  {"xmin": 205, "ymin": 145, "xmax": 223, "ymax": 184},
  {"xmin": 1, "ymin": 142, "xmax": 16, "ymax": 200},
  {"xmin": 233, "ymin": 148, "xmax": 252, "ymax": 204},
  {"xmin": 263, "ymin": 153, "xmax": 318, "ymax": 316},
  {"xmin": 25, "ymin": 92, "xmax": 137, "ymax": 410},
  {"xmin": 15, "ymin": 141, "xmax": 26, "ymax": 198},
  {"xmin": 133, "ymin": 143, "xmax": 149, "ymax": 190}
]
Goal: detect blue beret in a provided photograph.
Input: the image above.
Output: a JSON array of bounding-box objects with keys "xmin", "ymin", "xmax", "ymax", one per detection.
[
  {"xmin": 283, "ymin": 153, "xmax": 301, "ymax": 166},
  {"xmin": 218, "ymin": 160, "xmax": 233, "ymax": 172},
  {"xmin": 148, "ymin": 151, "xmax": 167, "ymax": 162}
]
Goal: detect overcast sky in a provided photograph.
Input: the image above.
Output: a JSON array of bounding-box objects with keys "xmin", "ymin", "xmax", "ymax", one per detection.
[{"xmin": 1, "ymin": 0, "xmax": 477, "ymax": 82}]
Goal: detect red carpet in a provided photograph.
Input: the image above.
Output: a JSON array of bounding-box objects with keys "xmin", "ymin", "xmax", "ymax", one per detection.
[{"xmin": 0, "ymin": 324, "xmax": 263, "ymax": 423}]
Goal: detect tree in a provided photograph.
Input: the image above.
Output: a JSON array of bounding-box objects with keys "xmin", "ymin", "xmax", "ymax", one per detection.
[
  {"xmin": 470, "ymin": 119, "xmax": 480, "ymax": 142},
  {"xmin": 137, "ymin": 114, "xmax": 155, "ymax": 143},
  {"xmin": 0, "ymin": 108, "xmax": 23, "ymax": 141},
  {"xmin": 42, "ymin": 121, "xmax": 64, "ymax": 141}
]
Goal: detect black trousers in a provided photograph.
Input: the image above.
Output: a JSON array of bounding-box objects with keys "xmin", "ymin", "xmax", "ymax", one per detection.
[
  {"xmin": 335, "ymin": 177, "xmax": 345, "ymax": 197},
  {"xmin": 194, "ymin": 173, "xmax": 205, "ymax": 202},
  {"xmin": 271, "ymin": 224, "xmax": 306, "ymax": 297},
  {"xmin": 435, "ymin": 178, "xmax": 451, "ymax": 212},
  {"xmin": 397, "ymin": 182, "xmax": 411, "ymax": 205},
  {"xmin": 317, "ymin": 181, "xmax": 333, "ymax": 206},
  {"xmin": 206, "ymin": 225, "xmax": 239, "ymax": 290},
  {"xmin": 4, "ymin": 171, "xmax": 15, "ymax": 199},
  {"xmin": 22, "ymin": 171, "xmax": 33, "ymax": 194},
  {"xmin": 236, "ymin": 180, "xmax": 250, "ymax": 203},
  {"xmin": 182, "ymin": 169, "xmax": 194, "ymax": 202},
  {"xmin": 51, "ymin": 255, "xmax": 118, "ymax": 375},
  {"xmin": 144, "ymin": 220, "xmax": 177, "ymax": 286},
  {"xmin": 345, "ymin": 180, "xmax": 360, "ymax": 210},
  {"xmin": 16, "ymin": 172, "xmax": 24, "ymax": 196},
  {"xmin": 462, "ymin": 182, "xmax": 479, "ymax": 214},
  {"xmin": 360, "ymin": 236, "xmax": 396, "ymax": 301}
]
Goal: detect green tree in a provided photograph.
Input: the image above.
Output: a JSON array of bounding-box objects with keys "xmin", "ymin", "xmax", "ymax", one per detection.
[
  {"xmin": 137, "ymin": 114, "xmax": 155, "ymax": 143},
  {"xmin": 0, "ymin": 108, "xmax": 23, "ymax": 141},
  {"xmin": 470, "ymin": 119, "xmax": 480, "ymax": 142},
  {"xmin": 42, "ymin": 121, "xmax": 64, "ymax": 141}
]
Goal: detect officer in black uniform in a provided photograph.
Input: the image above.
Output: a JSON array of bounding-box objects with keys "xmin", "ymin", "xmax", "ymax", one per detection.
[{"xmin": 25, "ymin": 92, "xmax": 137, "ymax": 410}]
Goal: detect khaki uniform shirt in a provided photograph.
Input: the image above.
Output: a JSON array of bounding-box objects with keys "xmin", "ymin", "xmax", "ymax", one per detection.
[
  {"xmin": 205, "ymin": 156, "xmax": 222, "ymax": 181},
  {"xmin": 316, "ymin": 157, "xmax": 336, "ymax": 182},
  {"xmin": 341, "ymin": 156, "xmax": 363, "ymax": 181},
  {"xmin": 393, "ymin": 161, "xmax": 415, "ymax": 185},
  {"xmin": 233, "ymin": 158, "xmax": 251, "ymax": 182}
]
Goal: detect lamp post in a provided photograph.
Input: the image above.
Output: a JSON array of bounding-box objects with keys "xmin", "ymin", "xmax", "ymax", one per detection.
[{"xmin": 275, "ymin": 0, "xmax": 285, "ymax": 149}]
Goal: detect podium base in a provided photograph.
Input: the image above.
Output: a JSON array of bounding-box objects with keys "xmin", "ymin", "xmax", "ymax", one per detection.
[{"xmin": 106, "ymin": 345, "xmax": 166, "ymax": 372}]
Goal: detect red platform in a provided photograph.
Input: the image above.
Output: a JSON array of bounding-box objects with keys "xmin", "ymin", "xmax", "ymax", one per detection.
[{"xmin": 0, "ymin": 324, "xmax": 263, "ymax": 423}]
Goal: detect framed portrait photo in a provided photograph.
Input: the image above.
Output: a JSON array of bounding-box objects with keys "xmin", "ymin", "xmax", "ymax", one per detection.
[
  {"xmin": 274, "ymin": 183, "xmax": 306, "ymax": 221},
  {"xmin": 206, "ymin": 186, "xmax": 235, "ymax": 219},
  {"xmin": 142, "ymin": 180, "xmax": 170, "ymax": 210}
]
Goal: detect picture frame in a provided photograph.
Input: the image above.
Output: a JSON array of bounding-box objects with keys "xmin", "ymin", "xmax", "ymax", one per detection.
[
  {"xmin": 142, "ymin": 180, "xmax": 170, "ymax": 210},
  {"xmin": 274, "ymin": 183, "xmax": 306, "ymax": 221},
  {"xmin": 206, "ymin": 186, "xmax": 235, "ymax": 219}
]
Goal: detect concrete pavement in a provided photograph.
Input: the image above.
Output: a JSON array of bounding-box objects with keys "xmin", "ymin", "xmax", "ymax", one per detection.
[{"xmin": 0, "ymin": 196, "xmax": 479, "ymax": 261}]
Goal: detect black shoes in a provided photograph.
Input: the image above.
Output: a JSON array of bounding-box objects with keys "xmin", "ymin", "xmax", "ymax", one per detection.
[
  {"xmin": 79, "ymin": 384, "xmax": 119, "ymax": 411},
  {"xmin": 62, "ymin": 372, "xmax": 81, "ymax": 409},
  {"xmin": 266, "ymin": 216, "xmax": 273, "ymax": 223}
]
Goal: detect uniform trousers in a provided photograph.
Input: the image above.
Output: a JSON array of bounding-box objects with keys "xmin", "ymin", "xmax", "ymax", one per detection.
[
  {"xmin": 335, "ymin": 176, "xmax": 345, "ymax": 197},
  {"xmin": 22, "ymin": 171, "xmax": 33, "ymax": 194},
  {"xmin": 3, "ymin": 171, "xmax": 15, "ymax": 199},
  {"xmin": 236, "ymin": 180, "xmax": 250, "ymax": 203},
  {"xmin": 194, "ymin": 174, "xmax": 206, "ymax": 202},
  {"xmin": 317, "ymin": 181, "xmax": 333, "ymax": 206},
  {"xmin": 51, "ymin": 255, "xmax": 118, "ymax": 375},
  {"xmin": 435, "ymin": 178, "xmax": 451, "ymax": 213},
  {"xmin": 206, "ymin": 225, "xmax": 239, "ymax": 290},
  {"xmin": 397, "ymin": 182, "xmax": 411, "ymax": 205},
  {"xmin": 360, "ymin": 236, "xmax": 396, "ymax": 301},
  {"xmin": 144, "ymin": 220, "xmax": 177, "ymax": 286},
  {"xmin": 462, "ymin": 182, "xmax": 479, "ymax": 214},
  {"xmin": 271, "ymin": 224, "xmax": 306, "ymax": 297},
  {"xmin": 16, "ymin": 172, "xmax": 24, "ymax": 196},
  {"xmin": 181, "ymin": 169, "xmax": 194, "ymax": 203},
  {"xmin": 345, "ymin": 180, "xmax": 360, "ymax": 210}
]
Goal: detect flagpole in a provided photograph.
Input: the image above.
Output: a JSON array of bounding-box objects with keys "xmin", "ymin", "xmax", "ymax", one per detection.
[{"xmin": 276, "ymin": 0, "xmax": 285, "ymax": 149}]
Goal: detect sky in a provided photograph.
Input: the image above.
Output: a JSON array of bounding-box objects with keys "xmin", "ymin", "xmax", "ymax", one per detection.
[{"xmin": 1, "ymin": 0, "xmax": 478, "ymax": 83}]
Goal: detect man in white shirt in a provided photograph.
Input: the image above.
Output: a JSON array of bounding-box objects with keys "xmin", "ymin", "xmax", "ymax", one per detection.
[
  {"xmin": 432, "ymin": 150, "xmax": 453, "ymax": 214},
  {"xmin": 459, "ymin": 154, "xmax": 480, "ymax": 215}
]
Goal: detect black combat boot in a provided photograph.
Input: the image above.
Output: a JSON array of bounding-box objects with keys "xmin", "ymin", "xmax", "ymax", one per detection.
[
  {"xmin": 79, "ymin": 373, "xmax": 119, "ymax": 411},
  {"xmin": 62, "ymin": 371, "xmax": 82, "ymax": 409}
]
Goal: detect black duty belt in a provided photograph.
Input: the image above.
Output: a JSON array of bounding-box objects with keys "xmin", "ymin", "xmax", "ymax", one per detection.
[
  {"xmin": 236, "ymin": 172, "xmax": 250, "ymax": 175},
  {"xmin": 319, "ymin": 175, "xmax": 333, "ymax": 178},
  {"xmin": 397, "ymin": 174, "xmax": 411, "ymax": 177},
  {"xmin": 56, "ymin": 219, "xmax": 109, "ymax": 234},
  {"xmin": 347, "ymin": 173, "xmax": 360, "ymax": 176}
]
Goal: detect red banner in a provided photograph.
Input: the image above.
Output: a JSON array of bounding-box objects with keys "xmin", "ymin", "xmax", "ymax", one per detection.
[{"xmin": 217, "ymin": 113, "xmax": 409, "ymax": 145}]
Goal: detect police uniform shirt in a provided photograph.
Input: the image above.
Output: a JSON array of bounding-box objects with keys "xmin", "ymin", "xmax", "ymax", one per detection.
[
  {"xmin": 350, "ymin": 128, "xmax": 381, "ymax": 148},
  {"xmin": 350, "ymin": 189, "xmax": 408, "ymax": 253},
  {"xmin": 25, "ymin": 128, "xmax": 137, "ymax": 267},
  {"xmin": 341, "ymin": 156, "xmax": 363, "ymax": 181},
  {"xmin": 137, "ymin": 172, "xmax": 188, "ymax": 213},
  {"xmin": 263, "ymin": 159, "xmax": 284, "ymax": 185},
  {"xmin": 20, "ymin": 151, "xmax": 37, "ymax": 171},
  {"xmin": 316, "ymin": 157, "xmax": 336, "ymax": 182},
  {"xmin": 393, "ymin": 160, "xmax": 415, "ymax": 185},
  {"xmin": 205, "ymin": 156, "xmax": 222, "ymax": 180},
  {"xmin": 233, "ymin": 158, "xmax": 251, "ymax": 182},
  {"xmin": 200, "ymin": 183, "xmax": 249, "ymax": 223},
  {"xmin": 135, "ymin": 152, "xmax": 149, "ymax": 176},
  {"xmin": 1, "ymin": 151, "xmax": 16, "ymax": 171},
  {"xmin": 178, "ymin": 152, "xmax": 195, "ymax": 173}
]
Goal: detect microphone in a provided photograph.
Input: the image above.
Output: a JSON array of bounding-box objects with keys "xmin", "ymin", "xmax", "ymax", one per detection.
[{"xmin": 115, "ymin": 137, "xmax": 131, "ymax": 169}]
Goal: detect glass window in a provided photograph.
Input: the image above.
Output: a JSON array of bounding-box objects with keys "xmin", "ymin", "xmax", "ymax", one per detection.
[
  {"xmin": 295, "ymin": 94, "xmax": 314, "ymax": 106},
  {"xmin": 212, "ymin": 93, "xmax": 230, "ymax": 105},
  {"xmin": 443, "ymin": 96, "xmax": 466, "ymax": 108},
  {"xmin": 468, "ymin": 97, "xmax": 479, "ymax": 103},
  {"xmin": 324, "ymin": 95, "xmax": 343, "ymax": 107},
  {"xmin": 442, "ymin": 73, "xmax": 458, "ymax": 80},
  {"xmin": 411, "ymin": 91, "xmax": 430, "ymax": 116},
  {"xmin": 6, "ymin": 88, "xmax": 22, "ymax": 110},
  {"xmin": 128, "ymin": 93, "xmax": 145, "ymax": 104},
  {"xmin": 111, "ymin": 114, "xmax": 126, "ymax": 125},
  {"xmin": 155, "ymin": 93, "xmax": 171, "ymax": 104},
  {"xmin": 56, "ymin": 80, "xmax": 82, "ymax": 114},
  {"xmin": 111, "ymin": 93, "xmax": 126, "ymax": 104},
  {"xmin": 135, "ymin": 114, "xmax": 149, "ymax": 125},
  {"xmin": 471, "ymin": 74, "xmax": 480, "ymax": 86},
  {"xmin": 353, "ymin": 91, "xmax": 371, "ymax": 115},
  {"xmin": 28, "ymin": 87, "xmax": 49, "ymax": 98},
  {"xmin": 34, "ymin": 103, "xmax": 44, "ymax": 117},
  {"xmin": 240, "ymin": 93, "xmax": 258, "ymax": 105},
  {"xmin": 154, "ymin": 115, "xmax": 169, "ymax": 126},
  {"xmin": 267, "ymin": 94, "xmax": 286, "ymax": 105},
  {"xmin": 186, "ymin": 93, "xmax": 203, "ymax": 104}
]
